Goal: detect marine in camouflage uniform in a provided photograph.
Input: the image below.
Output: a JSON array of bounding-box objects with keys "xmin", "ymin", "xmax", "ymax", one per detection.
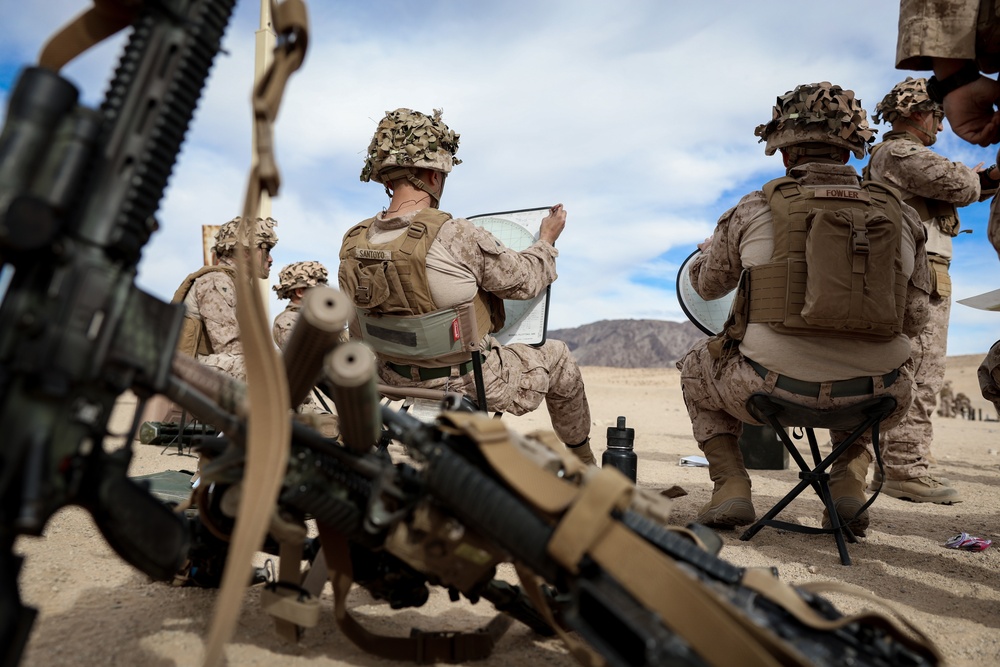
[
  {"xmin": 864, "ymin": 77, "xmax": 990, "ymax": 503},
  {"xmin": 339, "ymin": 108, "xmax": 593, "ymax": 463},
  {"xmin": 272, "ymin": 260, "xmax": 333, "ymax": 349},
  {"xmin": 678, "ymin": 82, "xmax": 931, "ymax": 533},
  {"xmin": 175, "ymin": 216, "xmax": 277, "ymax": 382},
  {"xmin": 272, "ymin": 260, "xmax": 338, "ymax": 416},
  {"xmin": 896, "ymin": 1, "xmax": 1000, "ymax": 427}
]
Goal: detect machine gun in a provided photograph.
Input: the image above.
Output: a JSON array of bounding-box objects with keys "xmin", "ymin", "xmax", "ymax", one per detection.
[
  {"xmin": 0, "ymin": 1, "xmax": 238, "ymax": 664},
  {"xmin": 163, "ymin": 316, "xmax": 940, "ymax": 667},
  {"xmin": 0, "ymin": 1, "xmax": 942, "ymax": 666}
]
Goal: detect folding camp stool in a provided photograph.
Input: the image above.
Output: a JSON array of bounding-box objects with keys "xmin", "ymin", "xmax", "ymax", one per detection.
[{"xmin": 739, "ymin": 393, "xmax": 897, "ymax": 565}]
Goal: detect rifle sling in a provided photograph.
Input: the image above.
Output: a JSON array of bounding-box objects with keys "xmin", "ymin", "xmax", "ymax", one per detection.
[
  {"xmin": 39, "ymin": 0, "xmax": 139, "ymax": 71},
  {"xmin": 318, "ymin": 524, "xmax": 513, "ymax": 663},
  {"xmin": 203, "ymin": 2, "xmax": 309, "ymax": 665}
]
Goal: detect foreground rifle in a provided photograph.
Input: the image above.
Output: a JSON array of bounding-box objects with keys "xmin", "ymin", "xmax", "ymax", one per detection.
[{"xmin": 0, "ymin": 1, "xmax": 238, "ymax": 664}]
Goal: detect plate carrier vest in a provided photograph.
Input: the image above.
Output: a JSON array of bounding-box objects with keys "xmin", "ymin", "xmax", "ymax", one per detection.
[
  {"xmin": 171, "ymin": 265, "xmax": 237, "ymax": 357},
  {"xmin": 744, "ymin": 176, "xmax": 908, "ymax": 342},
  {"xmin": 339, "ymin": 210, "xmax": 505, "ymax": 366}
]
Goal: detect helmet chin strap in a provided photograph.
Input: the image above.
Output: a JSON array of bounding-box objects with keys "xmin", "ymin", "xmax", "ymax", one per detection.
[
  {"xmin": 381, "ymin": 167, "xmax": 442, "ymax": 208},
  {"xmin": 900, "ymin": 116, "xmax": 937, "ymax": 146},
  {"xmin": 404, "ymin": 172, "xmax": 441, "ymax": 208}
]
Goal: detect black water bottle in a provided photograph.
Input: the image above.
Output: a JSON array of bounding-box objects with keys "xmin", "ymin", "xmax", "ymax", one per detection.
[{"xmin": 602, "ymin": 416, "xmax": 637, "ymax": 482}]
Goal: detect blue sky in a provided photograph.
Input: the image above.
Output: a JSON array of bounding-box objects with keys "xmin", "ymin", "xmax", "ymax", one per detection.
[{"xmin": 3, "ymin": 1, "xmax": 998, "ymax": 355}]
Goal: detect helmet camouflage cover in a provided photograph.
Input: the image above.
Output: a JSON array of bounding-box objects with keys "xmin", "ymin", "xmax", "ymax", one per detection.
[
  {"xmin": 754, "ymin": 82, "xmax": 876, "ymax": 159},
  {"xmin": 360, "ymin": 108, "xmax": 461, "ymax": 184},
  {"xmin": 273, "ymin": 260, "xmax": 329, "ymax": 299},
  {"xmin": 214, "ymin": 216, "xmax": 279, "ymax": 255},
  {"xmin": 873, "ymin": 77, "xmax": 941, "ymax": 125}
]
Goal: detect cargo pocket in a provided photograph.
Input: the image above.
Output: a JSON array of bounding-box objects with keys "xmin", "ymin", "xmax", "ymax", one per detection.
[{"xmin": 929, "ymin": 259, "xmax": 951, "ymax": 299}]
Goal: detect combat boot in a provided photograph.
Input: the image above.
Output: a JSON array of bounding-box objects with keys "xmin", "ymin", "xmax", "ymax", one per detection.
[
  {"xmin": 873, "ymin": 474, "xmax": 963, "ymax": 504},
  {"xmin": 822, "ymin": 447, "xmax": 872, "ymax": 537},
  {"xmin": 870, "ymin": 468, "xmax": 951, "ymax": 489},
  {"xmin": 567, "ymin": 438, "xmax": 597, "ymax": 466},
  {"xmin": 696, "ymin": 434, "xmax": 755, "ymax": 528}
]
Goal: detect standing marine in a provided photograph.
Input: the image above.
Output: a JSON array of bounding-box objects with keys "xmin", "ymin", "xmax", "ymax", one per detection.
[
  {"xmin": 865, "ymin": 77, "xmax": 994, "ymax": 503},
  {"xmin": 272, "ymin": 260, "xmax": 332, "ymax": 349},
  {"xmin": 172, "ymin": 215, "xmax": 277, "ymax": 382}
]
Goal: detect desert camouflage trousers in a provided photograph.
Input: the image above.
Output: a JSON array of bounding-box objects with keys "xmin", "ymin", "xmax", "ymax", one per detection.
[
  {"xmin": 378, "ymin": 338, "xmax": 591, "ymax": 445},
  {"xmin": 678, "ymin": 339, "xmax": 912, "ymax": 454},
  {"xmin": 880, "ymin": 292, "xmax": 951, "ymax": 479},
  {"xmin": 197, "ymin": 352, "xmax": 247, "ymax": 384}
]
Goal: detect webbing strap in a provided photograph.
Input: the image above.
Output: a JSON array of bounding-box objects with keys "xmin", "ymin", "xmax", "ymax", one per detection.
[
  {"xmin": 319, "ymin": 524, "xmax": 512, "ymax": 663},
  {"xmin": 850, "ymin": 213, "xmax": 868, "ymax": 321},
  {"xmin": 440, "ymin": 412, "xmax": 579, "ymax": 514},
  {"xmin": 547, "ymin": 470, "xmax": 632, "ymax": 575},
  {"xmin": 271, "ymin": 537, "xmax": 308, "ymax": 640},
  {"xmin": 38, "ymin": 0, "xmax": 138, "ymax": 71},
  {"xmin": 743, "ymin": 571, "xmax": 942, "ymax": 663},
  {"xmin": 202, "ymin": 3, "xmax": 307, "ymax": 666}
]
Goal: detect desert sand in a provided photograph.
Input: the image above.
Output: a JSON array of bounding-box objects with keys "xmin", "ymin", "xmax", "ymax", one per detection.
[{"xmin": 12, "ymin": 354, "xmax": 1000, "ymax": 667}]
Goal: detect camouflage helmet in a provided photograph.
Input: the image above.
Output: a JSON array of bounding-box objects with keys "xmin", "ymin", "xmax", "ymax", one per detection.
[
  {"xmin": 273, "ymin": 260, "xmax": 329, "ymax": 299},
  {"xmin": 360, "ymin": 108, "xmax": 461, "ymax": 184},
  {"xmin": 873, "ymin": 77, "xmax": 941, "ymax": 125},
  {"xmin": 214, "ymin": 216, "xmax": 278, "ymax": 255},
  {"xmin": 754, "ymin": 82, "xmax": 876, "ymax": 159}
]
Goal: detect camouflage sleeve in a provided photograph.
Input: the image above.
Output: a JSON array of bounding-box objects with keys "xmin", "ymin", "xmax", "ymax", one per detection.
[
  {"xmin": 272, "ymin": 308, "xmax": 297, "ymax": 349},
  {"xmin": 437, "ymin": 218, "xmax": 558, "ymax": 300},
  {"xmin": 193, "ymin": 272, "xmax": 243, "ymax": 356},
  {"xmin": 871, "ymin": 142, "xmax": 981, "ymax": 206},
  {"xmin": 902, "ymin": 204, "xmax": 932, "ymax": 337},
  {"xmin": 896, "ymin": 0, "xmax": 978, "ymax": 70},
  {"xmin": 689, "ymin": 192, "xmax": 765, "ymax": 300},
  {"xmin": 990, "ymin": 195, "xmax": 1000, "ymax": 262},
  {"xmin": 979, "ymin": 340, "xmax": 1000, "ymax": 414}
]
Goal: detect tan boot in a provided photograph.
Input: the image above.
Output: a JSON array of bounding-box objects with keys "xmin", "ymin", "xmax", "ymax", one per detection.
[
  {"xmin": 877, "ymin": 475, "xmax": 963, "ymax": 504},
  {"xmin": 696, "ymin": 434, "xmax": 755, "ymax": 528},
  {"xmin": 567, "ymin": 438, "xmax": 597, "ymax": 466},
  {"xmin": 822, "ymin": 447, "xmax": 872, "ymax": 537}
]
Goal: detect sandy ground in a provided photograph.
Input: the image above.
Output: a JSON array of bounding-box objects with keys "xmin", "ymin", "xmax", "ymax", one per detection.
[{"xmin": 12, "ymin": 353, "xmax": 1000, "ymax": 667}]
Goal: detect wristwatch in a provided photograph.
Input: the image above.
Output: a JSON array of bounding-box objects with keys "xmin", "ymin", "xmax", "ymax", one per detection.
[{"xmin": 926, "ymin": 61, "xmax": 981, "ymax": 104}]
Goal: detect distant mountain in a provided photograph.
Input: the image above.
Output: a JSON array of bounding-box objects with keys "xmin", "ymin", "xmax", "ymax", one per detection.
[{"xmin": 548, "ymin": 319, "xmax": 706, "ymax": 368}]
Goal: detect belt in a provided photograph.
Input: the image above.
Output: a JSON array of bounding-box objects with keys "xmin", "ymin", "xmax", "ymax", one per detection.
[
  {"xmin": 387, "ymin": 359, "xmax": 475, "ymax": 381},
  {"xmin": 747, "ymin": 359, "xmax": 899, "ymax": 399}
]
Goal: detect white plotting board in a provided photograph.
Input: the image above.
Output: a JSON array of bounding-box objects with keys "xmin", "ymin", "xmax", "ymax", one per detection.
[
  {"xmin": 676, "ymin": 249, "xmax": 736, "ymax": 336},
  {"xmin": 467, "ymin": 207, "xmax": 551, "ymax": 346}
]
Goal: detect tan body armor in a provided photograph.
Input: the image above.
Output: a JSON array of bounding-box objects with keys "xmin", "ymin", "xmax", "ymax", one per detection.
[
  {"xmin": 745, "ymin": 176, "xmax": 907, "ymax": 342},
  {"xmin": 339, "ymin": 210, "xmax": 505, "ymax": 366},
  {"xmin": 171, "ymin": 265, "xmax": 236, "ymax": 357}
]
